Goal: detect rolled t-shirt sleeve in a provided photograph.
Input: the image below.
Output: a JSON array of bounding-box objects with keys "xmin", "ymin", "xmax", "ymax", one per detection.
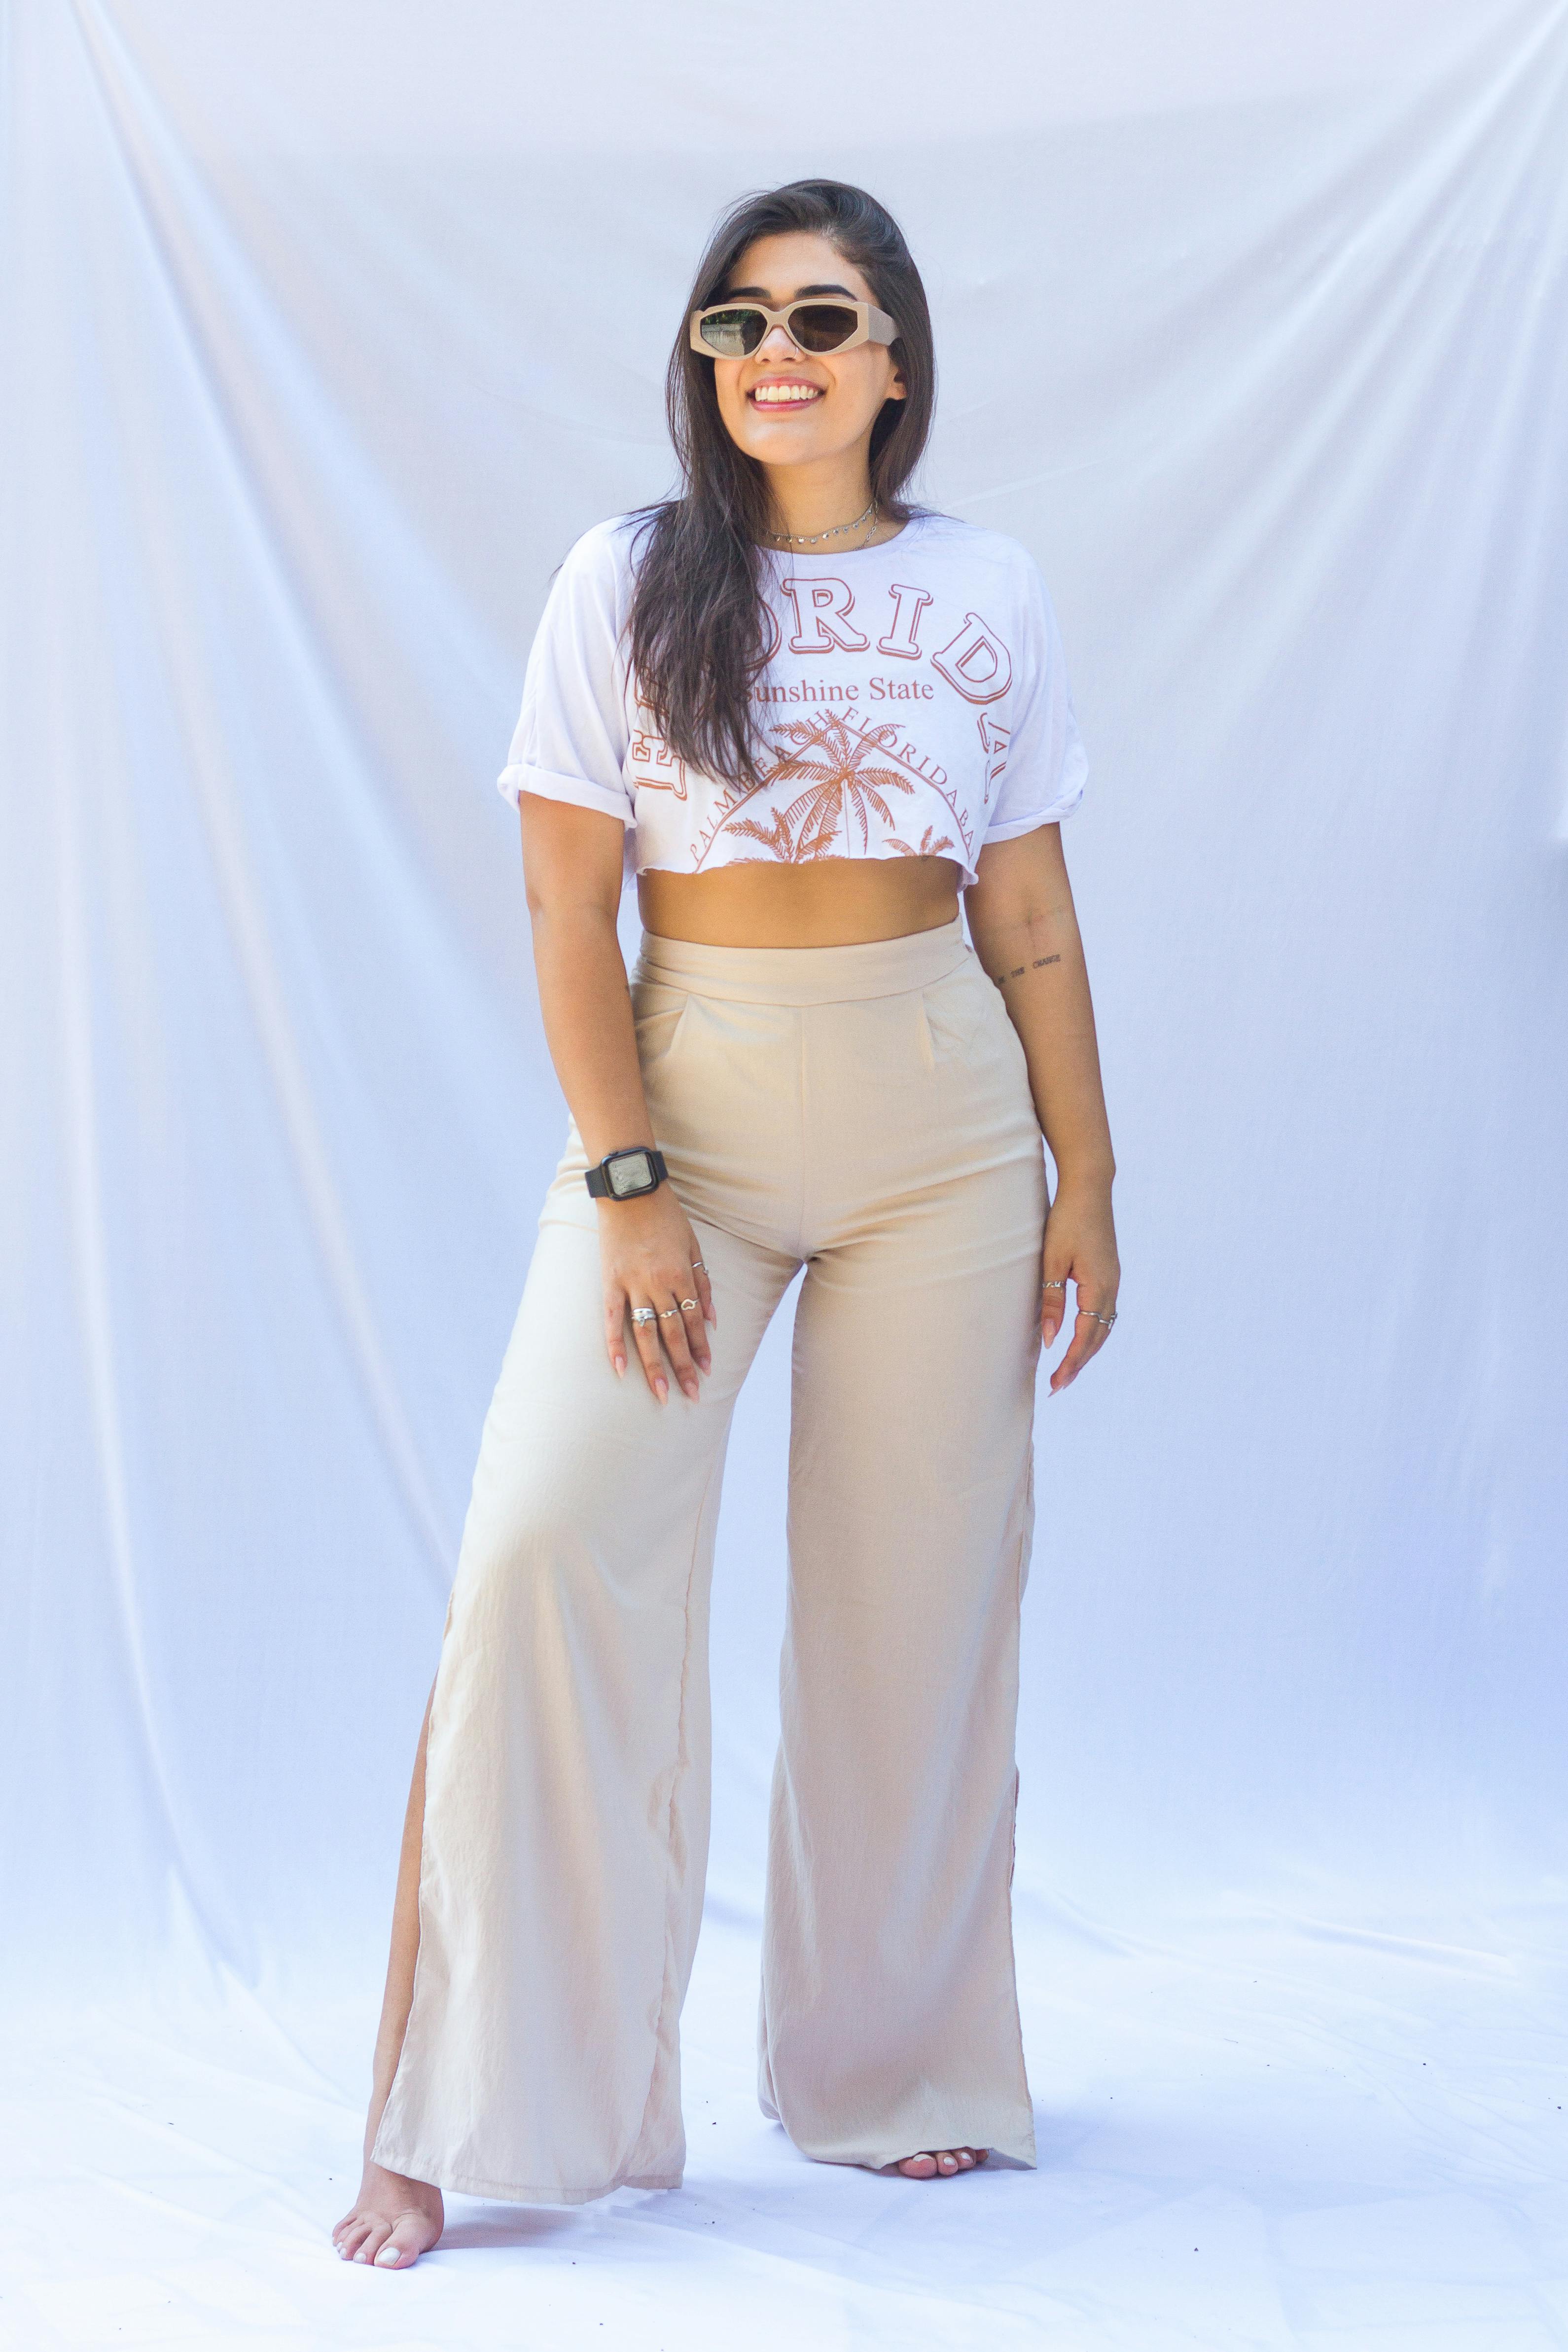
[
  {"xmin": 981, "ymin": 554, "xmax": 1088, "ymax": 845},
  {"xmin": 497, "ymin": 522, "xmax": 635, "ymax": 825}
]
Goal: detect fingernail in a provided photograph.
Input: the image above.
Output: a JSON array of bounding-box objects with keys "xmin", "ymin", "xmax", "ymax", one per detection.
[
  {"xmin": 654, "ymin": 1377, "xmax": 667, "ymax": 1401},
  {"xmin": 613, "ymin": 1356, "xmax": 625, "ymax": 1376},
  {"xmin": 681, "ymin": 1382, "xmax": 697, "ymax": 1400},
  {"xmin": 375, "ymin": 2244, "xmax": 400, "ymax": 2266}
]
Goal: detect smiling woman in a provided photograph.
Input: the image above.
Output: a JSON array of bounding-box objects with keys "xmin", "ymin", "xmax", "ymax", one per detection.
[
  {"xmin": 629, "ymin": 185, "xmax": 934, "ymax": 818},
  {"xmin": 332, "ymin": 179, "xmax": 1121, "ymax": 2272}
]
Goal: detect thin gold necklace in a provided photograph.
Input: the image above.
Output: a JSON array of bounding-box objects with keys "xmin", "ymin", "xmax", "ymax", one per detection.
[{"xmin": 765, "ymin": 498, "xmax": 878, "ymax": 549}]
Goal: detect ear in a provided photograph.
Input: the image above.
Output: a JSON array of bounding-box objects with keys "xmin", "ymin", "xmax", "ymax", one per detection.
[{"xmin": 885, "ymin": 364, "xmax": 909, "ymax": 403}]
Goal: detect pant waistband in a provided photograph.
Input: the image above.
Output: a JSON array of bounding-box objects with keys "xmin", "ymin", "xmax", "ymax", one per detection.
[{"xmin": 632, "ymin": 914, "xmax": 972, "ymax": 1007}]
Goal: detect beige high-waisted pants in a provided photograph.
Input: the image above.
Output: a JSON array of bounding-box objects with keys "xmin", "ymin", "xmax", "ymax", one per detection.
[{"xmin": 371, "ymin": 913, "xmax": 1048, "ymax": 2203}]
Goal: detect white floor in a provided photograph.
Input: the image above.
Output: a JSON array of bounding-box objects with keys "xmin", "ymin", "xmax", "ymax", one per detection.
[{"xmin": 5, "ymin": 1899, "xmax": 1567, "ymax": 2352}]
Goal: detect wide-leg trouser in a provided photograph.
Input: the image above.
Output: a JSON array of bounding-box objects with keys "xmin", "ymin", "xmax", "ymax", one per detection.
[{"xmin": 371, "ymin": 913, "xmax": 1048, "ymax": 2204}]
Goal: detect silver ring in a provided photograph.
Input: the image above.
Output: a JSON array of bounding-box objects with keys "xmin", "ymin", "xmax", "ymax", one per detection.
[
  {"xmin": 1043, "ymin": 1280, "xmax": 1066, "ymax": 1291},
  {"xmin": 631, "ymin": 1307, "xmax": 657, "ymax": 1325},
  {"xmin": 658, "ymin": 1307, "xmax": 678, "ymax": 1319},
  {"xmin": 1079, "ymin": 1307, "xmax": 1118, "ymax": 1327},
  {"xmin": 679, "ymin": 1298, "xmax": 698, "ymax": 1312},
  {"xmin": 691, "ymin": 1259, "xmax": 707, "ymax": 1272}
]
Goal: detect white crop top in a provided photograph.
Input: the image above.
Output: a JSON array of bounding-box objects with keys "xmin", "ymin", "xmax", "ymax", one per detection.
[{"xmin": 498, "ymin": 508, "xmax": 1087, "ymax": 888}]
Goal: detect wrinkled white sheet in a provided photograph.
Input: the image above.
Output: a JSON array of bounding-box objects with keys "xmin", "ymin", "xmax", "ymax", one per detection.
[
  {"xmin": 6, "ymin": 1907, "xmax": 1568, "ymax": 2349},
  {"xmin": 4, "ymin": 1, "xmax": 1568, "ymax": 2342}
]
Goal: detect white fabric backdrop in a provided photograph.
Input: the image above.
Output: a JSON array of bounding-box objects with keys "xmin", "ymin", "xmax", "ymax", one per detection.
[{"xmin": 5, "ymin": 3, "xmax": 1568, "ymax": 2343}]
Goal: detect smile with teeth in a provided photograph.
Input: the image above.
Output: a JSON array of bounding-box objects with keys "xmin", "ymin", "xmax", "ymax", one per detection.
[{"xmin": 750, "ymin": 381, "xmax": 823, "ymax": 407}]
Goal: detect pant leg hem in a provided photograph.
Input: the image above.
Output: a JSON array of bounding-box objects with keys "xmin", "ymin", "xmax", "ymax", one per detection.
[{"xmin": 371, "ymin": 2149, "xmax": 684, "ymax": 2206}]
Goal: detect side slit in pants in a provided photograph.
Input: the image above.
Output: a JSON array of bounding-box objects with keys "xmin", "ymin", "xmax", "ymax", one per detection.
[{"xmin": 371, "ymin": 913, "xmax": 1048, "ymax": 2203}]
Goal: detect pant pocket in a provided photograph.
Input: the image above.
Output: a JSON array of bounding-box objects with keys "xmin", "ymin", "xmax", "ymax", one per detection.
[
  {"xmin": 630, "ymin": 982, "xmax": 690, "ymax": 1074},
  {"xmin": 918, "ymin": 969, "xmax": 996, "ymax": 1068}
]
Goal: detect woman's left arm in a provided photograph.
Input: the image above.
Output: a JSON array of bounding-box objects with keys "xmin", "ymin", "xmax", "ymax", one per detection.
[{"xmin": 964, "ymin": 823, "xmax": 1120, "ymax": 1392}]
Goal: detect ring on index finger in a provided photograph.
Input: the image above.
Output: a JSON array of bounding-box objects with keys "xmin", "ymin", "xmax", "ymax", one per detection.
[{"xmin": 631, "ymin": 1307, "xmax": 657, "ymax": 1326}]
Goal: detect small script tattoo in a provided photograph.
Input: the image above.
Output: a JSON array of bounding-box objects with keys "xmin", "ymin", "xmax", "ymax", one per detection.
[{"xmin": 991, "ymin": 953, "xmax": 1062, "ymax": 986}]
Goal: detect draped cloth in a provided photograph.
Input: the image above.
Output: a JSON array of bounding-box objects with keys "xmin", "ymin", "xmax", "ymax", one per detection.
[{"xmin": 4, "ymin": 3, "xmax": 1567, "ymax": 2341}]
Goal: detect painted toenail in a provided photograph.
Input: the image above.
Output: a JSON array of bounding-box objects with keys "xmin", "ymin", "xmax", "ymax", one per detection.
[{"xmin": 375, "ymin": 2244, "xmax": 401, "ymax": 2266}]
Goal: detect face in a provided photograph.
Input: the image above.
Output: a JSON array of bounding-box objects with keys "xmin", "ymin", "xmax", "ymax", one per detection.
[{"xmin": 707, "ymin": 230, "xmax": 907, "ymax": 473}]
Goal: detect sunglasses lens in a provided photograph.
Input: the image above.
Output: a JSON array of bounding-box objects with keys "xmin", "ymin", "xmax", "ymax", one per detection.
[
  {"xmin": 789, "ymin": 303, "xmax": 861, "ymax": 352},
  {"xmin": 699, "ymin": 307, "xmax": 766, "ymax": 356}
]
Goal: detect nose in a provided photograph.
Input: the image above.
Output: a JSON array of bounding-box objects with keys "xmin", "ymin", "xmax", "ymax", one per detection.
[{"xmin": 755, "ymin": 321, "xmax": 801, "ymax": 358}]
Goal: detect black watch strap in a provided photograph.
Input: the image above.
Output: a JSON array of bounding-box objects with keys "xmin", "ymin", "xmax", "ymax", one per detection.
[{"xmin": 585, "ymin": 1145, "xmax": 669, "ymax": 1201}]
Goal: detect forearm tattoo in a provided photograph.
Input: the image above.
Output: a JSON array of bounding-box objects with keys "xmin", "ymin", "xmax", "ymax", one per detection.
[{"xmin": 990, "ymin": 955, "xmax": 1061, "ymax": 988}]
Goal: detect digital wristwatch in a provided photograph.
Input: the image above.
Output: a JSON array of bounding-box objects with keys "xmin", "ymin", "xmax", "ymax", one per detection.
[{"xmin": 584, "ymin": 1145, "xmax": 669, "ymax": 1201}]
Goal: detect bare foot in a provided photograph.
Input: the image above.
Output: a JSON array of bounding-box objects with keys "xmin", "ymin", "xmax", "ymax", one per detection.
[
  {"xmin": 896, "ymin": 2145, "xmax": 989, "ymax": 2179},
  {"xmin": 332, "ymin": 2129, "xmax": 443, "ymax": 2269}
]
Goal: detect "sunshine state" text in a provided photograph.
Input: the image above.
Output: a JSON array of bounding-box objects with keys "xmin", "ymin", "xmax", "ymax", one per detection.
[{"xmin": 752, "ymin": 676, "xmax": 936, "ymax": 705}]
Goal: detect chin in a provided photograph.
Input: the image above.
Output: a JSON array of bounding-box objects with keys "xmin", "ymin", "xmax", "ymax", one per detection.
[
  {"xmin": 730, "ymin": 418, "xmax": 854, "ymax": 468},
  {"xmin": 740, "ymin": 431, "xmax": 834, "ymax": 467}
]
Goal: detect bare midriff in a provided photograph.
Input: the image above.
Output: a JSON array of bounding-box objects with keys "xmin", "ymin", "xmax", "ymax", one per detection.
[{"xmin": 636, "ymin": 855, "xmax": 962, "ymax": 949}]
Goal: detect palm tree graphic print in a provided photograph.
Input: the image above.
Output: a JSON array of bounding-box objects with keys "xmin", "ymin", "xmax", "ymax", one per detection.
[{"xmin": 709, "ymin": 712, "xmax": 961, "ymax": 866}]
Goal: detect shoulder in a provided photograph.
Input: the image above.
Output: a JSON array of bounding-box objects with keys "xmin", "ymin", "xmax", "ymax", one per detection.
[
  {"xmin": 904, "ymin": 511, "xmax": 1055, "ymax": 606},
  {"xmin": 552, "ymin": 511, "xmax": 648, "ymax": 595},
  {"xmin": 534, "ymin": 512, "xmax": 658, "ymax": 654}
]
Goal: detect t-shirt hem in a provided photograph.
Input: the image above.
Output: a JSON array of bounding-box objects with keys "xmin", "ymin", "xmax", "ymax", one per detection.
[
  {"xmin": 498, "ymin": 763, "xmax": 631, "ymax": 825},
  {"xmin": 633, "ymin": 845, "xmax": 988, "ymax": 888}
]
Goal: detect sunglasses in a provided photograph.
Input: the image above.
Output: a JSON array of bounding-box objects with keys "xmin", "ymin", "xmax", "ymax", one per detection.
[{"xmin": 689, "ymin": 297, "xmax": 897, "ymax": 359}]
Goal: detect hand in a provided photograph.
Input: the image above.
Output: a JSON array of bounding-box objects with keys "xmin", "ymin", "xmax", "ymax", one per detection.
[
  {"xmin": 600, "ymin": 1184, "xmax": 715, "ymax": 1403},
  {"xmin": 1040, "ymin": 1180, "xmax": 1119, "ymax": 1394}
]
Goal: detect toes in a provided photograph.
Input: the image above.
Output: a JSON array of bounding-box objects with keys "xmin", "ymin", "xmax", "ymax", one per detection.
[
  {"xmin": 376, "ymin": 2216, "xmax": 428, "ymax": 2269},
  {"xmin": 896, "ymin": 2145, "xmax": 989, "ymax": 2179},
  {"xmin": 336, "ymin": 2208, "xmax": 436, "ymax": 2270}
]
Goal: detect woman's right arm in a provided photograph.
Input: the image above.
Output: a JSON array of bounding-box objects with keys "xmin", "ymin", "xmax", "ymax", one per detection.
[{"xmin": 518, "ymin": 792, "xmax": 714, "ymax": 1403}]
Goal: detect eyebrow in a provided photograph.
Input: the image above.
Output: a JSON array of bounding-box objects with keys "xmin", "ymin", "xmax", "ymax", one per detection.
[{"xmin": 721, "ymin": 282, "xmax": 859, "ymax": 301}]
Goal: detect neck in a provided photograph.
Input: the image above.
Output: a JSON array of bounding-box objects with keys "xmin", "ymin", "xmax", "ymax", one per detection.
[{"xmin": 761, "ymin": 455, "xmax": 876, "ymax": 542}]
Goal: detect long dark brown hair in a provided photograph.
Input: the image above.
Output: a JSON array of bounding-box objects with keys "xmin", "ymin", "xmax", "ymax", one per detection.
[{"xmin": 626, "ymin": 180, "xmax": 936, "ymax": 789}]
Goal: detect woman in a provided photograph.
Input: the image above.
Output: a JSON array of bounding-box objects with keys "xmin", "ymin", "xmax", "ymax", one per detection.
[{"xmin": 334, "ymin": 178, "xmax": 1118, "ymax": 2270}]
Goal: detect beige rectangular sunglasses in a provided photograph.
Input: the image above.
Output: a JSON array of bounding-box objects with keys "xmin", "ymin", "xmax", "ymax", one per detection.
[{"xmin": 690, "ymin": 298, "xmax": 897, "ymax": 358}]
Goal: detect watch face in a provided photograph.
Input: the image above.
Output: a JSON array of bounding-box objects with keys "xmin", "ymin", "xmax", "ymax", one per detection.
[{"xmin": 607, "ymin": 1150, "xmax": 655, "ymax": 1197}]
